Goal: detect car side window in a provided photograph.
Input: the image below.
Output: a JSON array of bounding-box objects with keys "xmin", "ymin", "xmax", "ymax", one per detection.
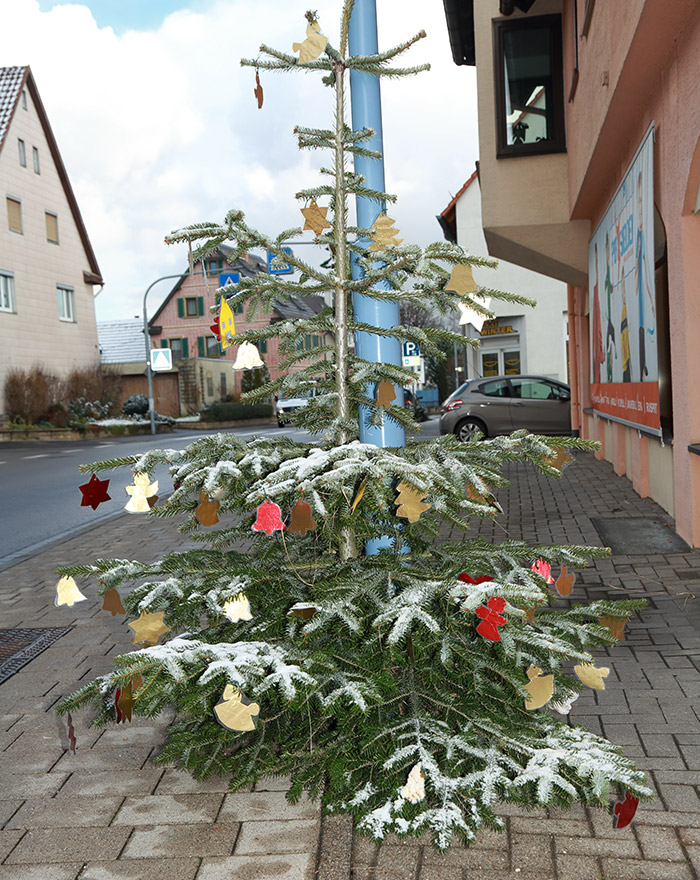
[
  {"xmin": 510, "ymin": 379, "xmax": 559, "ymax": 400},
  {"xmin": 479, "ymin": 379, "xmax": 511, "ymax": 398}
]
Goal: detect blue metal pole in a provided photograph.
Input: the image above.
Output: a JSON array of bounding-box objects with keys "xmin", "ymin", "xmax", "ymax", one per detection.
[{"xmin": 348, "ymin": 0, "xmax": 406, "ymax": 450}]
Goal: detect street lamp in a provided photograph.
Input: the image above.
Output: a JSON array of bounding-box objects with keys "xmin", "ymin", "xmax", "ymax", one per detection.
[{"xmin": 143, "ymin": 273, "xmax": 187, "ymax": 435}]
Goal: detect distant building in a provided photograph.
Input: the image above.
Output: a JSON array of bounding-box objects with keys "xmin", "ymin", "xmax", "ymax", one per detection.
[
  {"xmin": 439, "ymin": 170, "xmax": 568, "ymax": 383},
  {"xmin": 0, "ymin": 66, "xmax": 103, "ymax": 413}
]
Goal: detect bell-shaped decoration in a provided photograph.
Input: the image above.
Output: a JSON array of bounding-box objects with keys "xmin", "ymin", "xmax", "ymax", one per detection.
[
  {"xmin": 252, "ymin": 499, "xmax": 285, "ymax": 535},
  {"xmin": 232, "ymin": 341, "xmax": 264, "ymax": 371},
  {"xmin": 288, "ymin": 499, "xmax": 317, "ymax": 536}
]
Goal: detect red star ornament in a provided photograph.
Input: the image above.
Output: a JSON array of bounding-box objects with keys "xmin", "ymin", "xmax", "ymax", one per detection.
[
  {"xmin": 474, "ymin": 597, "xmax": 507, "ymax": 641},
  {"xmin": 79, "ymin": 474, "xmax": 111, "ymax": 510},
  {"xmin": 252, "ymin": 500, "xmax": 285, "ymax": 536},
  {"xmin": 613, "ymin": 792, "xmax": 639, "ymax": 829}
]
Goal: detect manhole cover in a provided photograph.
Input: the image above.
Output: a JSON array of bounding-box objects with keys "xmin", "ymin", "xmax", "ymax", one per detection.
[
  {"xmin": 591, "ymin": 517, "xmax": 690, "ymax": 555},
  {"xmin": 0, "ymin": 627, "xmax": 72, "ymax": 685}
]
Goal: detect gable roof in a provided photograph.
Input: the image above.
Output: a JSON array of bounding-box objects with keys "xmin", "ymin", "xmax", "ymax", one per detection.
[
  {"xmin": 437, "ymin": 168, "xmax": 479, "ymax": 242},
  {"xmin": 0, "ymin": 66, "xmax": 103, "ymax": 285},
  {"xmin": 97, "ymin": 319, "xmax": 146, "ymax": 364}
]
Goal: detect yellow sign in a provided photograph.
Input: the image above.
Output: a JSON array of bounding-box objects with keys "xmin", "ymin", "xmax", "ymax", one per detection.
[{"xmin": 480, "ymin": 321, "xmax": 516, "ymax": 336}]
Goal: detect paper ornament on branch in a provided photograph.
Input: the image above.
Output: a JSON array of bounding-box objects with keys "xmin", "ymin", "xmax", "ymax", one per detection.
[
  {"xmin": 524, "ymin": 665, "xmax": 554, "ymax": 710},
  {"xmin": 214, "ymin": 685, "xmax": 260, "ymax": 731},
  {"xmin": 350, "ymin": 476, "xmax": 369, "ymax": 512},
  {"xmin": 219, "ymin": 298, "xmax": 236, "ymax": 349},
  {"xmin": 232, "ymin": 341, "xmax": 264, "ymax": 370},
  {"xmin": 222, "ymin": 593, "xmax": 253, "ymax": 622},
  {"xmin": 288, "ymin": 499, "xmax": 317, "ymax": 536},
  {"xmin": 124, "ymin": 473, "xmax": 159, "ymax": 513},
  {"xmin": 574, "ymin": 661, "xmax": 610, "ymax": 690},
  {"xmin": 394, "ymin": 481, "xmax": 431, "ymax": 523},
  {"xmin": 102, "ymin": 586, "xmax": 125, "ymax": 616},
  {"xmin": 458, "ymin": 574, "xmax": 493, "ymax": 585},
  {"xmin": 252, "ymin": 500, "xmax": 285, "ymax": 535},
  {"xmin": 532, "ymin": 558, "xmax": 555, "ymax": 584},
  {"xmin": 254, "ymin": 71, "xmax": 263, "ymax": 108},
  {"xmin": 78, "ymin": 474, "xmax": 111, "ymax": 510},
  {"xmin": 368, "ymin": 213, "xmax": 402, "ymax": 251},
  {"xmin": 288, "ymin": 602, "xmax": 319, "ymax": 620},
  {"xmin": 613, "ymin": 792, "xmax": 639, "ymax": 829},
  {"xmin": 115, "ymin": 681, "xmax": 133, "ymax": 724},
  {"xmin": 292, "ymin": 18, "xmax": 327, "ymax": 64},
  {"xmin": 66, "ymin": 711, "xmax": 76, "ymax": 754},
  {"xmin": 128, "ymin": 610, "xmax": 170, "ymax": 647},
  {"xmin": 195, "ymin": 491, "xmax": 220, "ymax": 527},
  {"xmin": 474, "ymin": 597, "xmax": 507, "ymax": 641},
  {"xmin": 550, "ymin": 692, "xmax": 579, "ymax": 715},
  {"xmin": 400, "ymin": 762, "xmax": 425, "ymax": 804},
  {"xmin": 301, "ymin": 200, "xmax": 331, "ymax": 236},
  {"xmin": 599, "ymin": 615, "xmax": 628, "ymax": 641},
  {"xmin": 546, "ymin": 448, "xmax": 574, "ymax": 473},
  {"xmin": 457, "ymin": 297, "xmax": 492, "ymax": 333},
  {"xmin": 210, "ymin": 315, "xmax": 221, "ymax": 341},
  {"xmin": 555, "ymin": 565, "xmax": 575, "ymax": 596},
  {"xmin": 446, "ymin": 263, "xmax": 478, "ymax": 295},
  {"xmin": 55, "ymin": 576, "xmax": 87, "ymax": 608},
  {"xmin": 375, "ymin": 380, "xmax": 396, "ymax": 407}
]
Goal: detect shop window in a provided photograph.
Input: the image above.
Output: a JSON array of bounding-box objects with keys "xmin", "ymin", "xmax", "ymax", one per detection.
[
  {"xmin": 493, "ymin": 14, "xmax": 566, "ymax": 158},
  {"xmin": 504, "ymin": 350, "xmax": 521, "ymax": 374},
  {"xmin": 481, "ymin": 352, "xmax": 499, "ymax": 376}
]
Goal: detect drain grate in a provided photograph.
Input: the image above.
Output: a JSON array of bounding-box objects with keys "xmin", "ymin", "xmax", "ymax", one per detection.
[
  {"xmin": 0, "ymin": 627, "xmax": 72, "ymax": 685},
  {"xmin": 591, "ymin": 517, "xmax": 690, "ymax": 555}
]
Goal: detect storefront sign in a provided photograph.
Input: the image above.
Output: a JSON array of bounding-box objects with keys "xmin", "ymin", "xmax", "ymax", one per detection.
[
  {"xmin": 588, "ymin": 124, "xmax": 659, "ymax": 435},
  {"xmin": 480, "ymin": 321, "xmax": 516, "ymax": 336}
]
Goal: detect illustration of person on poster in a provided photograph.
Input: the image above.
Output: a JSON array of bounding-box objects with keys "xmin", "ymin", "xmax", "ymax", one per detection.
[
  {"xmin": 592, "ymin": 243, "xmax": 604, "ymax": 384},
  {"xmin": 620, "ymin": 273, "xmax": 631, "ymax": 383},
  {"xmin": 604, "ymin": 231, "xmax": 616, "ymax": 383},
  {"xmin": 635, "ymin": 170, "xmax": 656, "ymax": 382}
]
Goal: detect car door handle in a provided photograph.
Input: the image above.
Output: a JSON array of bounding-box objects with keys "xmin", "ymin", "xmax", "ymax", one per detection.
[{"xmin": 512, "ymin": 402, "xmax": 524, "ymax": 407}]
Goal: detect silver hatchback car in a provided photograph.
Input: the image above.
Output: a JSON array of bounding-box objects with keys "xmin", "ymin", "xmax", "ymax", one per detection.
[{"xmin": 439, "ymin": 374, "xmax": 571, "ymax": 442}]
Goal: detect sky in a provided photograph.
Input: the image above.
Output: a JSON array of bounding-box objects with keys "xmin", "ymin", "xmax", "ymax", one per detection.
[{"xmin": 4, "ymin": 0, "xmax": 479, "ymax": 321}]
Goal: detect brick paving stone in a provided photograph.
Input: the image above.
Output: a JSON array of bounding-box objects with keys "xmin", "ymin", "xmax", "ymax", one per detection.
[
  {"xmin": 601, "ymin": 858, "xmax": 695, "ymax": 879},
  {"xmin": 5, "ymin": 795, "xmax": 122, "ymax": 828},
  {"xmin": 0, "ymin": 828, "xmax": 25, "ymax": 861},
  {"xmin": 417, "ymin": 866, "xmax": 463, "ymax": 880},
  {"xmin": 112, "ymin": 793, "xmax": 223, "ymax": 825},
  {"xmin": 0, "ymin": 772, "xmax": 68, "ymax": 798},
  {"xmin": 219, "ymin": 791, "xmax": 318, "ymax": 823},
  {"xmin": 78, "ymin": 859, "xmax": 201, "ymax": 880},
  {"xmin": 0, "ymin": 799, "xmax": 23, "ymax": 825},
  {"xmin": 374, "ymin": 844, "xmax": 420, "ymax": 879},
  {"xmin": 4, "ymin": 827, "xmax": 131, "ymax": 863},
  {"xmin": 656, "ymin": 783, "xmax": 700, "ymax": 812},
  {"xmin": 153, "ymin": 769, "xmax": 234, "ymax": 794},
  {"xmin": 50, "ymin": 746, "xmax": 153, "ymax": 773},
  {"xmin": 234, "ymin": 818, "xmax": 319, "ymax": 854},
  {"xmin": 555, "ymin": 853, "xmax": 605, "ymax": 880},
  {"xmin": 552, "ymin": 835, "xmax": 640, "ymax": 857},
  {"xmin": 94, "ymin": 726, "xmax": 168, "ymax": 747},
  {"xmin": 57, "ymin": 769, "xmax": 163, "ymax": 796},
  {"xmin": 0, "ymin": 866, "xmax": 81, "ymax": 880},
  {"xmin": 636, "ymin": 825, "xmax": 688, "ymax": 860},
  {"xmin": 197, "ymin": 853, "xmax": 314, "ymax": 879},
  {"xmin": 510, "ymin": 833, "xmax": 555, "ymax": 873},
  {"xmin": 253, "ymin": 774, "xmax": 293, "ymax": 791},
  {"xmin": 121, "ymin": 823, "xmax": 239, "ymax": 859}
]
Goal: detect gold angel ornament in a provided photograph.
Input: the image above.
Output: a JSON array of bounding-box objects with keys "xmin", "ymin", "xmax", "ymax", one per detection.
[{"xmin": 214, "ymin": 685, "xmax": 260, "ymax": 731}]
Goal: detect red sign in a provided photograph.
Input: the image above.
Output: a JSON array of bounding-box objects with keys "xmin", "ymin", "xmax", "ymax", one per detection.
[{"xmin": 590, "ymin": 382, "xmax": 660, "ymax": 433}]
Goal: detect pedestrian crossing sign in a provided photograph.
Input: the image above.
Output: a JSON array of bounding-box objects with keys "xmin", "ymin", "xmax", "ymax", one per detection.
[{"xmin": 150, "ymin": 348, "xmax": 173, "ymax": 372}]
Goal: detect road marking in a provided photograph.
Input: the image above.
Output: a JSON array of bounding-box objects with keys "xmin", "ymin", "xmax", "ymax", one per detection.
[
  {"xmin": 61, "ymin": 449, "xmax": 77, "ymax": 453},
  {"xmin": 97, "ymin": 443, "xmax": 115, "ymax": 447},
  {"xmin": 22, "ymin": 453, "xmax": 51, "ymax": 459}
]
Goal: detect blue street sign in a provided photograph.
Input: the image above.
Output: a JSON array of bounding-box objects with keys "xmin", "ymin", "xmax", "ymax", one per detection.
[
  {"xmin": 218, "ymin": 272, "xmax": 240, "ymax": 289},
  {"xmin": 267, "ymin": 248, "xmax": 293, "ymax": 275},
  {"xmin": 402, "ymin": 340, "xmax": 421, "ymax": 366}
]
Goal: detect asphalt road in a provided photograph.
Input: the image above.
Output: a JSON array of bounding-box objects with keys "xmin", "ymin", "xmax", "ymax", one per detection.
[{"xmin": 0, "ymin": 417, "xmax": 440, "ymax": 570}]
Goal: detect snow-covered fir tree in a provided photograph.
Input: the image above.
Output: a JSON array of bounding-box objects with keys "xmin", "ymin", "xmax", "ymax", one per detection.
[{"xmin": 58, "ymin": 2, "xmax": 651, "ymax": 849}]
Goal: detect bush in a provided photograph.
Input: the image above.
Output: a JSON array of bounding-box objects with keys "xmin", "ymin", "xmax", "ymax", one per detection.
[
  {"xmin": 122, "ymin": 393, "xmax": 149, "ymax": 416},
  {"xmin": 4, "ymin": 365, "xmax": 57, "ymax": 424},
  {"xmin": 199, "ymin": 401, "xmax": 273, "ymax": 422},
  {"xmin": 63, "ymin": 365, "xmax": 123, "ymax": 418}
]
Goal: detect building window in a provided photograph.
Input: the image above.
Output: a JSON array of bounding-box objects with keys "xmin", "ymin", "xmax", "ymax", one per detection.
[
  {"xmin": 493, "ymin": 14, "xmax": 566, "ymax": 158},
  {"xmin": 0, "ymin": 271, "xmax": 16, "ymax": 313},
  {"xmin": 45, "ymin": 212, "xmax": 59, "ymax": 243},
  {"xmin": 205, "ymin": 336, "xmax": 220, "ymax": 358},
  {"xmin": 7, "ymin": 197, "xmax": 22, "ymax": 233},
  {"xmin": 21, "ymin": 90, "xmax": 27, "ymax": 110},
  {"xmin": 220, "ymin": 372, "xmax": 227, "ymax": 397},
  {"xmin": 206, "ymin": 374, "xmax": 214, "ymax": 396},
  {"xmin": 33, "ymin": 147, "xmax": 40, "ymax": 174},
  {"xmin": 208, "ymin": 259, "xmax": 223, "ymax": 274},
  {"xmin": 260, "ymin": 338, "xmax": 267, "ymax": 354},
  {"xmin": 166, "ymin": 337, "xmax": 188, "ymax": 359},
  {"xmin": 177, "ymin": 296, "xmax": 204, "ymax": 318},
  {"xmin": 57, "ymin": 285, "xmax": 75, "ymax": 322},
  {"xmin": 18, "ymin": 139, "xmax": 26, "ymax": 166}
]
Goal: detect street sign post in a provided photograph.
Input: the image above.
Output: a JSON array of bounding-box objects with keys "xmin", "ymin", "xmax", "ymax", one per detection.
[
  {"xmin": 402, "ymin": 340, "xmax": 421, "ymax": 367},
  {"xmin": 267, "ymin": 248, "xmax": 293, "ymax": 275},
  {"xmin": 150, "ymin": 348, "xmax": 173, "ymax": 372}
]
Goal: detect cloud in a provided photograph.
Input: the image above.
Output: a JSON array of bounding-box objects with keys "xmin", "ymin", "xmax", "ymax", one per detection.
[{"xmin": 2, "ymin": 0, "xmax": 477, "ymax": 319}]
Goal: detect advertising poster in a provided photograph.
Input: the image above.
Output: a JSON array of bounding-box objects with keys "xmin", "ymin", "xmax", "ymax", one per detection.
[{"xmin": 588, "ymin": 125, "xmax": 660, "ymax": 435}]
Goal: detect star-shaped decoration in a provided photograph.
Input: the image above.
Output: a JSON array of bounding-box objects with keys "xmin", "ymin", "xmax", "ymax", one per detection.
[
  {"xmin": 457, "ymin": 296, "xmax": 492, "ymax": 332},
  {"xmin": 546, "ymin": 448, "xmax": 574, "ymax": 473},
  {"xmin": 128, "ymin": 610, "xmax": 170, "ymax": 646},
  {"xmin": 474, "ymin": 596, "xmax": 507, "ymax": 641},
  {"xmin": 79, "ymin": 474, "xmax": 111, "ymax": 510},
  {"xmin": 300, "ymin": 200, "xmax": 331, "ymax": 236}
]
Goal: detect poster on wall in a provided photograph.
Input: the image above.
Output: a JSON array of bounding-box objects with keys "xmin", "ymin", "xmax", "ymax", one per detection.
[{"xmin": 588, "ymin": 124, "xmax": 660, "ymax": 435}]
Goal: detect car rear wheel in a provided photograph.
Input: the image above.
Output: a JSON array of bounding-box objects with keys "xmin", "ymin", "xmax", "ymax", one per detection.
[{"xmin": 455, "ymin": 417, "xmax": 487, "ymax": 442}]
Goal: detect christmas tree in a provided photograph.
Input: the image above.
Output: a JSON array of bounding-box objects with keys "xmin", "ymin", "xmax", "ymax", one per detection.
[{"xmin": 57, "ymin": 3, "xmax": 650, "ymax": 849}]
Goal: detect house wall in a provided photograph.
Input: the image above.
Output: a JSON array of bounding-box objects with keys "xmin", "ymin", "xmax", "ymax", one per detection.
[
  {"xmin": 455, "ymin": 179, "xmax": 569, "ymax": 382},
  {"xmin": 0, "ymin": 81, "xmax": 99, "ymax": 412}
]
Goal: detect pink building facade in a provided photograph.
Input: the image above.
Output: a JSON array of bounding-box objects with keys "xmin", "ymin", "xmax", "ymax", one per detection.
[{"xmin": 443, "ymin": 0, "xmax": 700, "ymax": 547}]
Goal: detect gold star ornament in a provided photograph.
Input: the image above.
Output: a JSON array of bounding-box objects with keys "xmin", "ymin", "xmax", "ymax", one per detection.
[
  {"xmin": 300, "ymin": 200, "xmax": 331, "ymax": 236},
  {"xmin": 128, "ymin": 611, "xmax": 170, "ymax": 647}
]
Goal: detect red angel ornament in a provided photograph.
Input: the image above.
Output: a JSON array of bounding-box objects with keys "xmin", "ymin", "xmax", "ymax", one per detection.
[
  {"xmin": 210, "ymin": 315, "xmax": 221, "ymax": 341},
  {"xmin": 532, "ymin": 558, "xmax": 555, "ymax": 584},
  {"xmin": 252, "ymin": 500, "xmax": 285, "ymax": 535},
  {"xmin": 613, "ymin": 792, "xmax": 639, "ymax": 829},
  {"xmin": 474, "ymin": 597, "xmax": 507, "ymax": 641}
]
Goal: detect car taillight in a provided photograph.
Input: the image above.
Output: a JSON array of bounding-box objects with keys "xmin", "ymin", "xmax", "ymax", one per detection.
[{"xmin": 444, "ymin": 399, "xmax": 463, "ymax": 412}]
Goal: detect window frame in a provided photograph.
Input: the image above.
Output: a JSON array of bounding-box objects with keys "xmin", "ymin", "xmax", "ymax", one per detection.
[
  {"xmin": 205, "ymin": 336, "xmax": 220, "ymax": 358},
  {"xmin": 57, "ymin": 285, "xmax": 76, "ymax": 322},
  {"xmin": 492, "ymin": 13, "xmax": 566, "ymax": 159},
  {"xmin": 45, "ymin": 211, "xmax": 59, "ymax": 244},
  {"xmin": 7, "ymin": 197, "xmax": 22, "ymax": 234},
  {"xmin": 0, "ymin": 271, "xmax": 16, "ymax": 313},
  {"xmin": 33, "ymin": 146, "xmax": 40, "ymax": 174},
  {"xmin": 18, "ymin": 138, "xmax": 26, "ymax": 167}
]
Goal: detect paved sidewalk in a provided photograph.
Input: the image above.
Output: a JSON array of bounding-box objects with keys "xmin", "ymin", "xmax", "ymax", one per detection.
[{"xmin": 1, "ymin": 452, "xmax": 700, "ymax": 879}]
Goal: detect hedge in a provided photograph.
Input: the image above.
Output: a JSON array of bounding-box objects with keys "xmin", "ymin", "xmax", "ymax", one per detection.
[{"xmin": 199, "ymin": 401, "xmax": 273, "ymax": 422}]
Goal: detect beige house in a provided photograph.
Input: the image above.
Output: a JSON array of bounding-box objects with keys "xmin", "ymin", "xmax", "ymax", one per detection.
[{"xmin": 0, "ymin": 66, "xmax": 103, "ymax": 414}]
